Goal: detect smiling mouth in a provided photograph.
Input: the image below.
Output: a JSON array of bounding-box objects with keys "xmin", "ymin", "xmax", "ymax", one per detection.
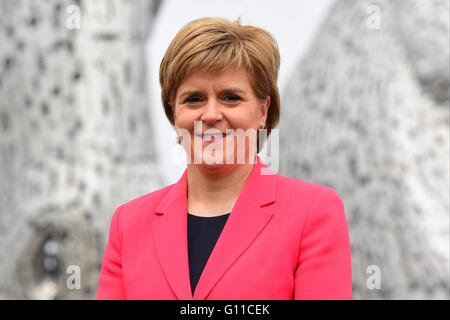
[{"xmin": 195, "ymin": 132, "xmax": 232, "ymax": 142}]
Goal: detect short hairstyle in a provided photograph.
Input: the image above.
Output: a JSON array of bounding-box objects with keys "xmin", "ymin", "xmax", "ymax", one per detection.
[{"xmin": 159, "ymin": 17, "xmax": 281, "ymax": 148}]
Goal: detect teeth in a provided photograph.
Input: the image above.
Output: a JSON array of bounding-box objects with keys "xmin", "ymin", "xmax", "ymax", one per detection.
[{"xmin": 202, "ymin": 133, "xmax": 229, "ymax": 138}]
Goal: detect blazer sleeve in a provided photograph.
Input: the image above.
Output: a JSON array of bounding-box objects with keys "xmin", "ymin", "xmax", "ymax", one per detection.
[
  {"xmin": 294, "ymin": 187, "xmax": 352, "ymax": 299},
  {"xmin": 96, "ymin": 206, "xmax": 126, "ymax": 299}
]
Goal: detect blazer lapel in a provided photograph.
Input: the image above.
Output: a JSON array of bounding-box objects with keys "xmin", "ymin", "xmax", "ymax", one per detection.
[
  {"xmin": 193, "ymin": 157, "xmax": 277, "ymax": 300},
  {"xmin": 151, "ymin": 156, "xmax": 278, "ymax": 300},
  {"xmin": 151, "ymin": 169, "xmax": 193, "ymax": 300}
]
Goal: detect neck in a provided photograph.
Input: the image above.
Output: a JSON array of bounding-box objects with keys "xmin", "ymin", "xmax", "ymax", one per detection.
[{"xmin": 186, "ymin": 160, "xmax": 256, "ymax": 216}]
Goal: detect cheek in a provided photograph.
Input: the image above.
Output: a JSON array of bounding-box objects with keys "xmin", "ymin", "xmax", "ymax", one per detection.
[
  {"xmin": 228, "ymin": 109, "xmax": 259, "ymax": 129},
  {"xmin": 174, "ymin": 108, "xmax": 197, "ymax": 131},
  {"xmin": 175, "ymin": 107, "xmax": 259, "ymax": 132}
]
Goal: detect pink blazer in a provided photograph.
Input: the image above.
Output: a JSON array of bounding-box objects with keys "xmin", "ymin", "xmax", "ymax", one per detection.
[{"xmin": 96, "ymin": 156, "xmax": 352, "ymax": 300}]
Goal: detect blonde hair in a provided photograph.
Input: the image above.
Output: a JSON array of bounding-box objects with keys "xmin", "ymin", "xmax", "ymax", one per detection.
[{"xmin": 159, "ymin": 17, "xmax": 281, "ymax": 148}]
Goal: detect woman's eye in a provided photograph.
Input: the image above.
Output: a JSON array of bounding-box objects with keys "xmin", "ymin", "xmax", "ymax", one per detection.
[
  {"xmin": 184, "ymin": 96, "xmax": 202, "ymax": 104},
  {"xmin": 223, "ymin": 94, "xmax": 241, "ymax": 102}
]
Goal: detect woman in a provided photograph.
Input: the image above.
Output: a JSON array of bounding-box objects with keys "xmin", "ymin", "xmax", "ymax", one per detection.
[{"xmin": 96, "ymin": 17, "xmax": 352, "ymax": 300}]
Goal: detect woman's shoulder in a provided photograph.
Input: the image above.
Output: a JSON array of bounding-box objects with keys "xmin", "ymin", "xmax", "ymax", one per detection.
[
  {"xmin": 273, "ymin": 174, "xmax": 346, "ymax": 231},
  {"xmin": 113, "ymin": 183, "xmax": 175, "ymax": 221},
  {"xmin": 274, "ymin": 173, "xmax": 343, "ymax": 204}
]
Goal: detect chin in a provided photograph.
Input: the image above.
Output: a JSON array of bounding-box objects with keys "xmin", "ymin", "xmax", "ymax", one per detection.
[
  {"xmin": 202, "ymin": 163, "xmax": 227, "ymax": 171},
  {"xmin": 201, "ymin": 155, "xmax": 228, "ymax": 168},
  {"xmin": 187, "ymin": 146, "xmax": 253, "ymax": 166}
]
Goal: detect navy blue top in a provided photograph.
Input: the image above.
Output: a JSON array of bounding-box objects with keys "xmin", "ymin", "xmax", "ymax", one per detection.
[{"xmin": 187, "ymin": 212, "xmax": 230, "ymax": 296}]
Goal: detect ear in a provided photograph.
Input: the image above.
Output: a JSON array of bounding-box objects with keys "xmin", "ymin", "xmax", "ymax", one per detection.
[{"xmin": 260, "ymin": 96, "xmax": 271, "ymax": 125}]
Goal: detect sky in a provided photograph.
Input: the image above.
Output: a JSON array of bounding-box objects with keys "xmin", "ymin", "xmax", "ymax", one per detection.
[{"xmin": 146, "ymin": 0, "xmax": 335, "ymax": 185}]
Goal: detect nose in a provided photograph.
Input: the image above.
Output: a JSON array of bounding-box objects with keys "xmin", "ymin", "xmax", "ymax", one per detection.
[{"xmin": 201, "ymin": 98, "xmax": 223, "ymax": 125}]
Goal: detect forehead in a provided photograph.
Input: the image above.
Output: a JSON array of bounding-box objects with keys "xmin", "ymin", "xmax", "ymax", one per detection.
[{"xmin": 177, "ymin": 68, "xmax": 252, "ymax": 92}]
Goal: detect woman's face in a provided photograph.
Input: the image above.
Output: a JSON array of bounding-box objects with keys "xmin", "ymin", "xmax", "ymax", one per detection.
[{"xmin": 173, "ymin": 68, "xmax": 270, "ymax": 169}]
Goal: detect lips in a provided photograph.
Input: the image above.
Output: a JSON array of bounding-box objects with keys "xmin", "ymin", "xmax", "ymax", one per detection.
[{"xmin": 196, "ymin": 132, "xmax": 232, "ymax": 142}]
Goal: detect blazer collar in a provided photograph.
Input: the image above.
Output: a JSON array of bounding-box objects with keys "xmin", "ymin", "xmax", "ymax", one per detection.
[{"xmin": 151, "ymin": 155, "xmax": 277, "ymax": 300}]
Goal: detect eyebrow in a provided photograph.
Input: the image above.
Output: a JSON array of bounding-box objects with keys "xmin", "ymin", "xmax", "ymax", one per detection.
[{"xmin": 178, "ymin": 88, "xmax": 247, "ymax": 100}]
